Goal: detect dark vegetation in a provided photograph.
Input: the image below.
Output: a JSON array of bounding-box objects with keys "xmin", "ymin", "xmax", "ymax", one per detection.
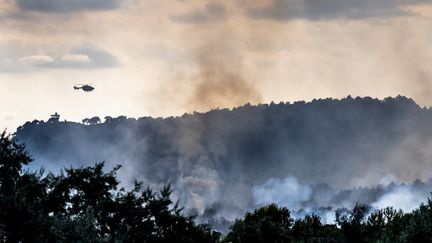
[
  {"xmin": 2, "ymin": 131, "xmax": 432, "ymax": 242},
  {"xmin": 223, "ymin": 202, "xmax": 432, "ymax": 243},
  {"xmin": 0, "ymin": 131, "xmax": 217, "ymax": 242}
]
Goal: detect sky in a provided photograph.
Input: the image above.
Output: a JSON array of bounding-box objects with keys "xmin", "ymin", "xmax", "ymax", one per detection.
[{"xmin": 2, "ymin": 0, "xmax": 432, "ymax": 130}]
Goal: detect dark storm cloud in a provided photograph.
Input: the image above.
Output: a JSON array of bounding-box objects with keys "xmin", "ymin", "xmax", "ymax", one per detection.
[
  {"xmin": 15, "ymin": 0, "xmax": 121, "ymax": 12},
  {"xmin": 171, "ymin": 2, "xmax": 228, "ymax": 24},
  {"xmin": 245, "ymin": 0, "xmax": 431, "ymax": 21}
]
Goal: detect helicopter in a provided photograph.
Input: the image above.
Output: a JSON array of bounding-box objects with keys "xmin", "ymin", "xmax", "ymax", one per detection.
[{"xmin": 74, "ymin": 84, "xmax": 95, "ymax": 92}]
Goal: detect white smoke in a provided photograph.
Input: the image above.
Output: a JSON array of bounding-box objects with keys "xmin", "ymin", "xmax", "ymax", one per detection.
[
  {"xmin": 175, "ymin": 160, "xmax": 222, "ymax": 215},
  {"xmin": 253, "ymin": 176, "xmax": 312, "ymax": 210},
  {"xmin": 372, "ymin": 185, "xmax": 428, "ymax": 212},
  {"xmin": 379, "ymin": 173, "xmax": 399, "ymax": 186},
  {"xmin": 252, "ymin": 175, "xmax": 431, "ymax": 224}
]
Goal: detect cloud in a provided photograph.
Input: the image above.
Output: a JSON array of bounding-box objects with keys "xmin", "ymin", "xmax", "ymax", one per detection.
[
  {"xmin": 53, "ymin": 47, "xmax": 118, "ymax": 69},
  {"xmin": 18, "ymin": 54, "xmax": 53, "ymax": 64},
  {"xmin": 61, "ymin": 54, "xmax": 91, "ymax": 63},
  {"xmin": 244, "ymin": 0, "xmax": 430, "ymax": 21},
  {"xmin": 0, "ymin": 44, "xmax": 118, "ymax": 72},
  {"xmin": 15, "ymin": 0, "xmax": 121, "ymax": 13},
  {"xmin": 171, "ymin": 2, "xmax": 228, "ymax": 24},
  {"xmin": 36, "ymin": 48, "xmax": 118, "ymax": 69}
]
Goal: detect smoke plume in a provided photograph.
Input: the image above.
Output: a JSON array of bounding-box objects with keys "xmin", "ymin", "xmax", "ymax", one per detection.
[
  {"xmin": 187, "ymin": 42, "xmax": 261, "ymax": 111},
  {"xmin": 253, "ymin": 176, "xmax": 312, "ymax": 210},
  {"xmin": 14, "ymin": 96, "xmax": 432, "ymax": 228}
]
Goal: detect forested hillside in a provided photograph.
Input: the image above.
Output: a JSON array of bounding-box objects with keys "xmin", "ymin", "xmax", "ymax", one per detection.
[{"xmin": 15, "ymin": 96, "xmax": 432, "ymax": 221}]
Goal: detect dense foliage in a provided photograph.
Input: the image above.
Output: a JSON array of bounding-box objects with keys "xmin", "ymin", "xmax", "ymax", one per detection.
[
  {"xmin": 224, "ymin": 202, "xmax": 432, "ymax": 243},
  {"xmin": 2, "ymin": 131, "xmax": 432, "ymax": 242},
  {"xmin": 0, "ymin": 131, "xmax": 218, "ymax": 242}
]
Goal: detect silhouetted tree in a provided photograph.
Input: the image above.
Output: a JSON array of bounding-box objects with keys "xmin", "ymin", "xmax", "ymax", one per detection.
[
  {"xmin": 0, "ymin": 131, "xmax": 52, "ymax": 241},
  {"xmin": 222, "ymin": 201, "xmax": 432, "ymax": 242},
  {"xmin": 104, "ymin": 116, "xmax": 113, "ymax": 123},
  {"xmin": 223, "ymin": 204, "xmax": 293, "ymax": 243},
  {"xmin": 0, "ymin": 132, "xmax": 217, "ymax": 242},
  {"xmin": 88, "ymin": 116, "xmax": 101, "ymax": 125},
  {"xmin": 292, "ymin": 214, "xmax": 342, "ymax": 242},
  {"xmin": 82, "ymin": 117, "xmax": 101, "ymax": 125},
  {"xmin": 335, "ymin": 204, "xmax": 369, "ymax": 243}
]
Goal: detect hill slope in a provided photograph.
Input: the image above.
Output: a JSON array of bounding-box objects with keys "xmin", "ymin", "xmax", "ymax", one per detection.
[{"xmin": 15, "ymin": 96, "xmax": 432, "ymax": 219}]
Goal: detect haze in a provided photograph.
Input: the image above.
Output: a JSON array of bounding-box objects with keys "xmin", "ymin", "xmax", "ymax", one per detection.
[{"xmin": 2, "ymin": 0, "xmax": 432, "ymax": 130}]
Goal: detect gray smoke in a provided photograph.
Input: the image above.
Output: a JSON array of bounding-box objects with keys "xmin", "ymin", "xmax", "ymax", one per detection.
[
  {"xmin": 252, "ymin": 175, "xmax": 431, "ymax": 223},
  {"xmin": 253, "ymin": 176, "xmax": 312, "ymax": 210},
  {"xmin": 372, "ymin": 184, "xmax": 429, "ymax": 212},
  {"xmin": 14, "ymin": 96, "xmax": 432, "ymax": 227}
]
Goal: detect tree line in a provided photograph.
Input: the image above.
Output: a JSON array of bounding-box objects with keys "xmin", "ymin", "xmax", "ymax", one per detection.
[
  {"xmin": 2, "ymin": 131, "xmax": 432, "ymax": 242},
  {"xmin": 224, "ymin": 201, "xmax": 432, "ymax": 243},
  {"xmin": 0, "ymin": 131, "xmax": 217, "ymax": 242}
]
